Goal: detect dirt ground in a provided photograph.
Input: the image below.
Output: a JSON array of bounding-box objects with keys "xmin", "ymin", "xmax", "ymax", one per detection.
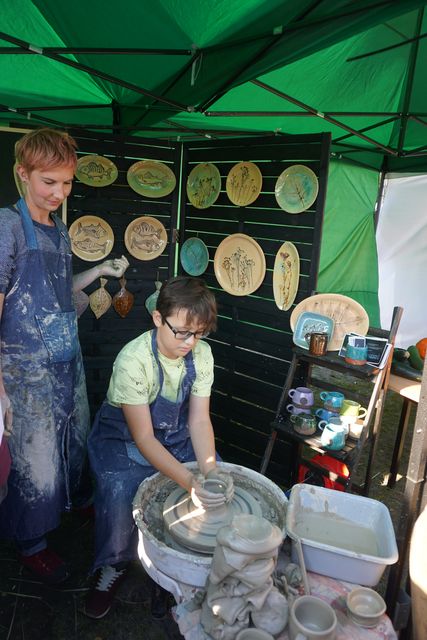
[{"xmin": 0, "ymin": 386, "xmax": 416, "ymax": 640}]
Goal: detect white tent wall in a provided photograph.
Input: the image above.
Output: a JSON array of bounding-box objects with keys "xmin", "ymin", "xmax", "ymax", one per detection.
[{"xmin": 377, "ymin": 173, "xmax": 427, "ymax": 348}]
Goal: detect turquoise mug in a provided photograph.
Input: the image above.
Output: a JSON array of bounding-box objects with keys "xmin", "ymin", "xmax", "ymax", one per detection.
[
  {"xmin": 345, "ymin": 344, "xmax": 368, "ymax": 365},
  {"xmin": 318, "ymin": 419, "xmax": 347, "ymax": 450},
  {"xmin": 315, "ymin": 407, "xmax": 340, "ymax": 422},
  {"xmin": 319, "ymin": 391, "xmax": 345, "ymax": 411}
]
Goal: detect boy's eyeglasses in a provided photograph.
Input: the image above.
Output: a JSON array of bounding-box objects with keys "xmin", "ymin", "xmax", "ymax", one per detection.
[{"xmin": 163, "ymin": 317, "xmax": 209, "ymax": 341}]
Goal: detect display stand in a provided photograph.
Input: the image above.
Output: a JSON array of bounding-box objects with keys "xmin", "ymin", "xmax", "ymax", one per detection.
[{"xmin": 260, "ymin": 307, "xmax": 403, "ymax": 495}]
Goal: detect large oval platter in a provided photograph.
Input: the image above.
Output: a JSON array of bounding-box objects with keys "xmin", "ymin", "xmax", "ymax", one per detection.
[
  {"xmin": 180, "ymin": 237, "xmax": 209, "ymax": 276},
  {"xmin": 290, "ymin": 293, "xmax": 370, "ymax": 351},
  {"xmin": 187, "ymin": 163, "xmax": 221, "ymax": 209},
  {"xmin": 275, "ymin": 164, "xmax": 319, "ymax": 213},
  {"xmin": 69, "ymin": 215, "xmax": 114, "ymax": 261},
  {"xmin": 75, "ymin": 155, "xmax": 118, "ymax": 187},
  {"xmin": 127, "ymin": 160, "xmax": 176, "ymax": 198},
  {"xmin": 273, "ymin": 241, "xmax": 300, "ymax": 311},
  {"xmin": 226, "ymin": 161, "xmax": 262, "ymax": 206},
  {"xmin": 124, "ymin": 216, "xmax": 167, "ymax": 261},
  {"xmin": 214, "ymin": 233, "xmax": 266, "ymax": 296}
]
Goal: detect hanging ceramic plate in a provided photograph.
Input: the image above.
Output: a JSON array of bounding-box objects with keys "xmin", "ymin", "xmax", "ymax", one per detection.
[
  {"xmin": 180, "ymin": 237, "xmax": 209, "ymax": 276},
  {"xmin": 13, "ymin": 161, "xmax": 25, "ymax": 197},
  {"xmin": 290, "ymin": 293, "xmax": 370, "ymax": 351},
  {"xmin": 69, "ymin": 215, "xmax": 114, "ymax": 261},
  {"xmin": 124, "ymin": 216, "xmax": 167, "ymax": 261},
  {"xmin": 214, "ymin": 233, "xmax": 266, "ymax": 296},
  {"xmin": 293, "ymin": 312, "xmax": 335, "ymax": 350},
  {"xmin": 186, "ymin": 163, "xmax": 221, "ymax": 209},
  {"xmin": 273, "ymin": 241, "xmax": 300, "ymax": 311},
  {"xmin": 226, "ymin": 161, "xmax": 262, "ymax": 206},
  {"xmin": 127, "ymin": 160, "xmax": 176, "ymax": 198},
  {"xmin": 75, "ymin": 155, "xmax": 118, "ymax": 187},
  {"xmin": 275, "ymin": 164, "xmax": 319, "ymax": 213}
]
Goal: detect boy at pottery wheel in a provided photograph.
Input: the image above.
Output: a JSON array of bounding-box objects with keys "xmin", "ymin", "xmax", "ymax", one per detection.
[{"xmin": 84, "ymin": 275, "xmax": 233, "ymax": 619}]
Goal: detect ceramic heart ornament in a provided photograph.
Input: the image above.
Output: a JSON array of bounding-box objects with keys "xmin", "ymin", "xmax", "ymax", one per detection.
[
  {"xmin": 89, "ymin": 277, "xmax": 112, "ymax": 319},
  {"xmin": 113, "ymin": 277, "xmax": 134, "ymax": 318}
]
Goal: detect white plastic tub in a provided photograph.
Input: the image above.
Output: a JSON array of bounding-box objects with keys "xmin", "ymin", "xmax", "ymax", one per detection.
[{"xmin": 286, "ymin": 484, "xmax": 398, "ymax": 586}]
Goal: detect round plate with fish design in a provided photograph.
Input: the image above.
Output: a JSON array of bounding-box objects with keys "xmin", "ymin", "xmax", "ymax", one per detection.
[
  {"xmin": 68, "ymin": 215, "xmax": 114, "ymax": 261},
  {"xmin": 186, "ymin": 163, "xmax": 221, "ymax": 209},
  {"xmin": 75, "ymin": 155, "xmax": 118, "ymax": 187},
  {"xmin": 226, "ymin": 161, "xmax": 262, "ymax": 206},
  {"xmin": 124, "ymin": 216, "xmax": 168, "ymax": 261},
  {"xmin": 127, "ymin": 160, "xmax": 176, "ymax": 198}
]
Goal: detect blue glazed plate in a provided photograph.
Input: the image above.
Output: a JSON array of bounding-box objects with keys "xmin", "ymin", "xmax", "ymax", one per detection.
[
  {"xmin": 293, "ymin": 311, "xmax": 335, "ymax": 349},
  {"xmin": 180, "ymin": 237, "xmax": 209, "ymax": 276}
]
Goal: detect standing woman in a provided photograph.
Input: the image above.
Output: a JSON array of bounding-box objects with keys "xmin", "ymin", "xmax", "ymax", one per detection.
[{"xmin": 0, "ymin": 128, "xmax": 128, "ymax": 583}]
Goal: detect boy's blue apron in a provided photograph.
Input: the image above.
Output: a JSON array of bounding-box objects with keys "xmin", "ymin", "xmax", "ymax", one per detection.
[
  {"xmin": 0, "ymin": 198, "xmax": 90, "ymax": 542},
  {"xmin": 88, "ymin": 329, "xmax": 197, "ymax": 570}
]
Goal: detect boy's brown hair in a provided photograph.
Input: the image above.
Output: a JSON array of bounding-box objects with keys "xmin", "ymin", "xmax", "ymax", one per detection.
[
  {"xmin": 157, "ymin": 276, "xmax": 217, "ymax": 334},
  {"xmin": 15, "ymin": 128, "xmax": 78, "ymax": 172}
]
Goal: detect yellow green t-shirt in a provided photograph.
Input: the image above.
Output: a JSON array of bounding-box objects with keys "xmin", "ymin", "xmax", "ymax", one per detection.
[{"xmin": 106, "ymin": 330, "xmax": 214, "ymax": 406}]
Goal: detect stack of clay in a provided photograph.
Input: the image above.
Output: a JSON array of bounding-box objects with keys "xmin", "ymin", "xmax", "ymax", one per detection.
[{"xmin": 200, "ymin": 514, "xmax": 288, "ymax": 639}]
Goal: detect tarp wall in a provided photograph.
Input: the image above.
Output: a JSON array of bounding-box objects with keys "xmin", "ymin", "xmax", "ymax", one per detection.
[
  {"xmin": 377, "ymin": 173, "xmax": 427, "ymax": 348},
  {"xmin": 317, "ymin": 160, "xmax": 380, "ymax": 326}
]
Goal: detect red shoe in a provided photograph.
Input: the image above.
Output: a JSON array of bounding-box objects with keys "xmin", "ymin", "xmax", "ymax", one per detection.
[
  {"xmin": 83, "ymin": 565, "xmax": 128, "ymax": 619},
  {"xmin": 19, "ymin": 548, "xmax": 70, "ymax": 584}
]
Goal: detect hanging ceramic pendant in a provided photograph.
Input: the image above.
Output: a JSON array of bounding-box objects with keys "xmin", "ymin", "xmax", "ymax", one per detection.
[
  {"xmin": 145, "ymin": 280, "xmax": 162, "ymax": 316},
  {"xmin": 89, "ymin": 278, "xmax": 112, "ymax": 319},
  {"xmin": 74, "ymin": 290, "xmax": 90, "ymax": 318},
  {"xmin": 113, "ymin": 277, "xmax": 134, "ymax": 318}
]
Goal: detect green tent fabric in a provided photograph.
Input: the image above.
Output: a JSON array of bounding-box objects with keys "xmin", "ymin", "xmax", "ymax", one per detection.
[{"xmin": 317, "ymin": 160, "xmax": 380, "ymax": 326}]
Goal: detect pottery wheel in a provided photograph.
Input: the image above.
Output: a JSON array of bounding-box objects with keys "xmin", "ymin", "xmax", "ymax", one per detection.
[{"xmin": 163, "ymin": 486, "xmax": 262, "ymax": 555}]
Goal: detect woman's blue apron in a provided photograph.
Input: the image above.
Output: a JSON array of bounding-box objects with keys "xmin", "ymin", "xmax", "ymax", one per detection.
[
  {"xmin": 0, "ymin": 198, "xmax": 90, "ymax": 541},
  {"xmin": 88, "ymin": 329, "xmax": 197, "ymax": 570}
]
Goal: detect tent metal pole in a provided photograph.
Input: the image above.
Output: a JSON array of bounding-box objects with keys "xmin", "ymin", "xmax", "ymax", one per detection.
[
  {"xmin": 0, "ymin": 46, "xmax": 192, "ymax": 55},
  {"xmin": 251, "ymin": 79, "xmax": 399, "ymax": 155},
  {"xmin": 396, "ymin": 8, "xmax": 424, "ymax": 154},
  {"xmin": 206, "ymin": 111, "xmax": 401, "ymax": 117},
  {"xmin": 333, "ymin": 116, "xmax": 400, "ymax": 143},
  {"xmin": 0, "ymin": 31, "xmax": 190, "ymax": 112},
  {"xmin": 347, "ymin": 31, "xmax": 427, "ymax": 62}
]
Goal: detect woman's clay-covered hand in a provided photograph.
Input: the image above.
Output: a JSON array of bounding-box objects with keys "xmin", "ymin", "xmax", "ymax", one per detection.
[
  {"xmin": 0, "ymin": 393, "xmax": 13, "ymax": 435},
  {"xmin": 190, "ymin": 474, "xmax": 229, "ymax": 509},
  {"xmin": 206, "ymin": 468, "xmax": 234, "ymax": 503},
  {"xmin": 99, "ymin": 255, "xmax": 129, "ymax": 278}
]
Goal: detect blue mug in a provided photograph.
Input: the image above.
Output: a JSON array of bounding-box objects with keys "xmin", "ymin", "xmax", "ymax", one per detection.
[{"xmin": 315, "ymin": 407, "xmax": 340, "ymax": 422}]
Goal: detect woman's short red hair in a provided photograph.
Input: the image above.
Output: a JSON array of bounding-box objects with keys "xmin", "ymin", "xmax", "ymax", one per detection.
[{"xmin": 15, "ymin": 128, "xmax": 78, "ymax": 173}]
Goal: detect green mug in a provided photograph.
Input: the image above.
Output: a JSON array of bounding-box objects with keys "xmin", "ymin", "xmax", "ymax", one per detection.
[{"xmin": 340, "ymin": 399, "xmax": 367, "ymax": 422}]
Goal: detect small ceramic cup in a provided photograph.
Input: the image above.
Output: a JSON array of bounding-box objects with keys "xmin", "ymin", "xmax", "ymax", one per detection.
[
  {"xmin": 305, "ymin": 332, "xmax": 329, "ymax": 356},
  {"xmin": 286, "ymin": 404, "xmax": 312, "ymax": 416},
  {"xmin": 318, "ymin": 420, "xmax": 347, "ymax": 450},
  {"xmin": 340, "ymin": 399, "xmax": 367, "ymax": 421},
  {"xmin": 235, "ymin": 629, "xmax": 275, "ymax": 640},
  {"xmin": 289, "ymin": 595, "xmax": 337, "ymax": 640},
  {"xmin": 319, "ymin": 391, "xmax": 345, "ymax": 411},
  {"xmin": 345, "ymin": 344, "xmax": 368, "ymax": 365},
  {"xmin": 348, "ymin": 422, "xmax": 364, "ymax": 439},
  {"xmin": 346, "ymin": 587, "xmax": 386, "ymax": 628},
  {"xmin": 288, "ymin": 386, "xmax": 314, "ymax": 407},
  {"xmin": 315, "ymin": 407, "xmax": 340, "ymax": 422},
  {"xmin": 290, "ymin": 413, "xmax": 317, "ymax": 436}
]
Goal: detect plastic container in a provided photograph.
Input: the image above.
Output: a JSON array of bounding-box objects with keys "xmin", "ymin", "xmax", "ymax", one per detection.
[{"xmin": 286, "ymin": 484, "xmax": 398, "ymax": 586}]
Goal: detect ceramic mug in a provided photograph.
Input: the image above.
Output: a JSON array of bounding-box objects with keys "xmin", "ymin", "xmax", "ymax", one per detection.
[
  {"xmin": 318, "ymin": 420, "xmax": 347, "ymax": 450},
  {"xmin": 348, "ymin": 422, "xmax": 364, "ymax": 439},
  {"xmin": 319, "ymin": 391, "xmax": 344, "ymax": 411},
  {"xmin": 288, "ymin": 387, "xmax": 314, "ymax": 407},
  {"xmin": 290, "ymin": 413, "xmax": 317, "ymax": 436},
  {"xmin": 305, "ymin": 332, "xmax": 329, "ymax": 356},
  {"xmin": 340, "ymin": 399, "xmax": 367, "ymax": 421},
  {"xmin": 286, "ymin": 404, "xmax": 312, "ymax": 416},
  {"xmin": 345, "ymin": 344, "xmax": 368, "ymax": 365},
  {"xmin": 235, "ymin": 630, "xmax": 275, "ymax": 640},
  {"xmin": 315, "ymin": 408, "xmax": 340, "ymax": 422},
  {"xmin": 289, "ymin": 595, "xmax": 337, "ymax": 640}
]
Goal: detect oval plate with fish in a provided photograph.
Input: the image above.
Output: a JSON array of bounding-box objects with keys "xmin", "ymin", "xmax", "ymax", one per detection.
[
  {"xmin": 127, "ymin": 160, "xmax": 176, "ymax": 198},
  {"xmin": 124, "ymin": 216, "xmax": 167, "ymax": 261},
  {"xmin": 75, "ymin": 155, "xmax": 118, "ymax": 187},
  {"xmin": 69, "ymin": 215, "xmax": 114, "ymax": 262}
]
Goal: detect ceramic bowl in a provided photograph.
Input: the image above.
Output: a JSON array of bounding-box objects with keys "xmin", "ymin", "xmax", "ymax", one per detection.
[
  {"xmin": 235, "ymin": 629, "xmax": 275, "ymax": 640},
  {"xmin": 346, "ymin": 587, "xmax": 386, "ymax": 628}
]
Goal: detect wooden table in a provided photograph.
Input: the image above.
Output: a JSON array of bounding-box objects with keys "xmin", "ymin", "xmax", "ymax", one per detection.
[{"xmin": 387, "ymin": 374, "xmax": 421, "ymax": 488}]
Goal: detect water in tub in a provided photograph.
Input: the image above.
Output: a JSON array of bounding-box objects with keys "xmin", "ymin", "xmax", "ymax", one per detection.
[{"xmin": 294, "ymin": 509, "xmax": 379, "ymax": 556}]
